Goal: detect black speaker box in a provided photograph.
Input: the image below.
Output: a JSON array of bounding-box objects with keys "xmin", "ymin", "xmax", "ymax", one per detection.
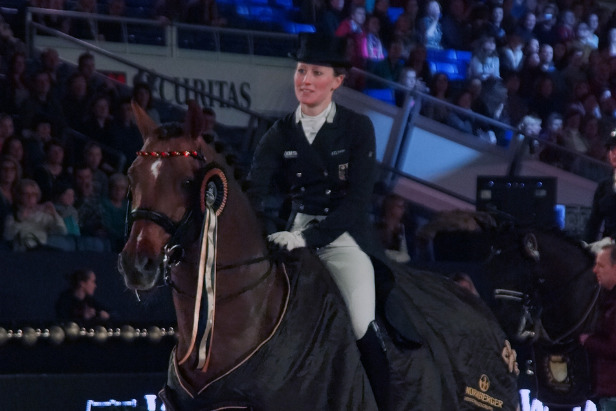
[{"xmin": 476, "ymin": 176, "xmax": 557, "ymax": 227}]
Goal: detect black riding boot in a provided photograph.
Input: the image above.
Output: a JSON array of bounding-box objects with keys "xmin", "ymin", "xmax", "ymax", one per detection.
[{"xmin": 356, "ymin": 321, "xmax": 390, "ymax": 411}]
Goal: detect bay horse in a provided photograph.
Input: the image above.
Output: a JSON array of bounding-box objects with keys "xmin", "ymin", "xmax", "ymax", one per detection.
[{"xmin": 118, "ymin": 101, "xmax": 520, "ymax": 410}]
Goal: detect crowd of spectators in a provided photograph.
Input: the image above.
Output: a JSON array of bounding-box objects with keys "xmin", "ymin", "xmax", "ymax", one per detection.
[
  {"xmin": 22, "ymin": 0, "xmax": 616, "ymax": 163},
  {"xmin": 315, "ymin": 0, "xmax": 616, "ymax": 170},
  {"xmin": 0, "ymin": 13, "xmax": 165, "ymax": 252},
  {"xmin": 4, "ymin": 0, "xmax": 616, "ymax": 252}
]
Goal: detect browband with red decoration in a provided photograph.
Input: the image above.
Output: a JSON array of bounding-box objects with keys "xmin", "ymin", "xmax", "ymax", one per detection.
[{"xmin": 136, "ymin": 150, "xmax": 204, "ymax": 159}]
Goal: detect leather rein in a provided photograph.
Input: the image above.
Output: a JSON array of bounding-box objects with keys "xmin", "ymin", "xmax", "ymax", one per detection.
[{"xmin": 490, "ymin": 242, "xmax": 600, "ymax": 344}]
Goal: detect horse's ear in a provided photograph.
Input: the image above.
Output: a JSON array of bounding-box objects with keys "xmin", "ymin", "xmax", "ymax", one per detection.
[
  {"xmin": 184, "ymin": 100, "xmax": 205, "ymax": 140},
  {"xmin": 132, "ymin": 100, "xmax": 158, "ymax": 143},
  {"xmin": 523, "ymin": 233, "xmax": 540, "ymax": 262}
]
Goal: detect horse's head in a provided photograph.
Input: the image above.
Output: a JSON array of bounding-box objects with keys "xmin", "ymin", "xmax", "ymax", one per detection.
[
  {"xmin": 486, "ymin": 226, "xmax": 599, "ymax": 345},
  {"xmin": 118, "ymin": 100, "xmax": 224, "ymax": 290}
]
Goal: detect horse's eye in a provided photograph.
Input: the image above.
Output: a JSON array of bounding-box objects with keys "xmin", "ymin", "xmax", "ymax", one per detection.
[{"xmin": 182, "ymin": 178, "xmax": 194, "ymax": 191}]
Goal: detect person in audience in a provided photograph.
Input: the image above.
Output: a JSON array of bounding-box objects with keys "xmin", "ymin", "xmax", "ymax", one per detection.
[
  {"xmin": 483, "ymin": 3, "xmax": 507, "ymax": 47},
  {"xmin": 0, "ymin": 52, "xmax": 29, "ymax": 117},
  {"xmin": 39, "ymin": 0, "xmax": 70, "ymax": 34},
  {"xmin": 419, "ymin": 0, "xmax": 443, "ymax": 49},
  {"xmin": 555, "ymin": 9, "xmax": 576, "ymax": 45},
  {"xmin": 98, "ymin": 0, "xmax": 128, "ymax": 42},
  {"xmin": 82, "ymin": 141, "xmax": 111, "ymax": 199},
  {"xmin": 3, "ymin": 178, "xmax": 67, "ymax": 251},
  {"xmin": 533, "ymin": 4, "xmax": 558, "ymax": 46},
  {"xmin": 22, "ymin": 115, "xmax": 55, "ymax": 178},
  {"xmin": 467, "ymin": 35, "xmax": 501, "ymax": 80},
  {"xmin": 500, "ymin": 32, "xmax": 524, "ymax": 76},
  {"xmin": 603, "ymin": 27, "xmax": 616, "ymax": 58},
  {"xmin": 372, "ymin": 0, "xmax": 394, "ymax": 50},
  {"xmin": 361, "ymin": 14, "xmax": 386, "ymax": 70},
  {"xmin": 55, "ymin": 268, "xmax": 111, "ymax": 326},
  {"xmin": 36, "ymin": 48, "xmax": 71, "ymax": 100},
  {"xmin": 560, "ymin": 107, "xmax": 589, "ymax": 155},
  {"xmin": 405, "ymin": 43, "xmax": 431, "ymax": 84},
  {"xmin": 367, "ymin": 37, "xmax": 406, "ymax": 87},
  {"xmin": 73, "ymin": 164, "xmax": 108, "ymax": 252},
  {"xmin": 583, "ymin": 116, "xmax": 607, "ymax": 162},
  {"xmin": 101, "ymin": 173, "xmax": 128, "ymax": 252},
  {"xmin": 537, "ymin": 112, "xmax": 564, "ymax": 166},
  {"xmin": 538, "ymin": 43, "xmax": 556, "ymax": 73},
  {"xmin": 579, "ymin": 244, "xmax": 616, "ymax": 411},
  {"xmin": 110, "ymin": 98, "xmax": 143, "ymax": 171},
  {"xmin": 19, "ymin": 70, "xmax": 66, "ymax": 137},
  {"xmin": 132, "ymin": 82, "xmax": 160, "ymax": 124},
  {"xmin": 32, "ymin": 138, "xmax": 72, "ymax": 202},
  {"xmin": 184, "ymin": 0, "xmax": 227, "ymax": 27},
  {"xmin": 393, "ymin": 0, "xmax": 420, "ymax": 55},
  {"xmin": 0, "ymin": 155, "xmax": 21, "ymax": 245},
  {"xmin": 68, "ymin": 0, "xmax": 99, "ymax": 40},
  {"xmin": 395, "ymin": 66, "xmax": 427, "ymax": 107},
  {"xmin": 79, "ymin": 94, "xmax": 115, "ymax": 147},
  {"xmin": 0, "ymin": 113, "xmax": 15, "ymax": 153},
  {"xmin": 53, "ymin": 182, "xmax": 80, "ymax": 238},
  {"xmin": 76, "ymin": 52, "xmax": 117, "ymax": 103},
  {"xmin": 514, "ymin": 11, "xmax": 536, "ymax": 44},
  {"xmin": 586, "ymin": 12, "xmax": 600, "ymax": 49},
  {"xmin": 1, "ymin": 136, "xmax": 24, "ymax": 169},
  {"xmin": 446, "ymin": 90, "xmax": 474, "ymax": 134},
  {"xmin": 420, "ymin": 71, "xmax": 450, "ymax": 123},
  {"xmin": 154, "ymin": 0, "xmax": 188, "ymax": 24},
  {"xmin": 375, "ymin": 192, "xmax": 413, "ymax": 263},
  {"xmin": 315, "ymin": 0, "xmax": 345, "ymax": 37},
  {"xmin": 62, "ymin": 72, "xmax": 91, "ymax": 131},
  {"xmin": 440, "ymin": 0, "xmax": 471, "ymax": 51}
]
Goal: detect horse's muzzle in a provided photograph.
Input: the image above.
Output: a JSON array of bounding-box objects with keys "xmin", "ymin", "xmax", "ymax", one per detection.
[{"xmin": 118, "ymin": 250, "xmax": 163, "ymax": 291}]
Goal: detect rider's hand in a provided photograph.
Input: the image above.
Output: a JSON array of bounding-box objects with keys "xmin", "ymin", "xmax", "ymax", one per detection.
[{"xmin": 267, "ymin": 231, "xmax": 306, "ymax": 251}]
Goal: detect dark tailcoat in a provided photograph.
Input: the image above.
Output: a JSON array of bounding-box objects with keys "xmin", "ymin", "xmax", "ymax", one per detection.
[
  {"xmin": 248, "ymin": 104, "xmax": 379, "ymax": 253},
  {"xmin": 585, "ymin": 176, "xmax": 616, "ymax": 242}
]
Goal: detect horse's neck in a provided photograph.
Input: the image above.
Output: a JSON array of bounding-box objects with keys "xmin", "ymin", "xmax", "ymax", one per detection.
[
  {"xmin": 171, "ymin": 196, "xmax": 285, "ymax": 387},
  {"xmin": 172, "ymin": 260, "xmax": 285, "ymax": 388}
]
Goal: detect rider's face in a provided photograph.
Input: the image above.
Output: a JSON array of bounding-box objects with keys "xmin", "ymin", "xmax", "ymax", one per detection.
[{"xmin": 294, "ymin": 63, "xmax": 343, "ymax": 116}]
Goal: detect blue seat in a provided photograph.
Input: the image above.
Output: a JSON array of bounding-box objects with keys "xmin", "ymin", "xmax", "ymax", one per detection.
[
  {"xmin": 387, "ymin": 7, "xmax": 403, "ymax": 23},
  {"xmin": 454, "ymin": 50, "xmax": 472, "ymax": 62},
  {"xmin": 272, "ymin": 0, "xmax": 294, "ymax": 9},
  {"xmin": 363, "ymin": 88, "xmax": 395, "ymax": 105},
  {"xmin": 282, "ymin": 21, "xmax": 316, "ymax": 34}
]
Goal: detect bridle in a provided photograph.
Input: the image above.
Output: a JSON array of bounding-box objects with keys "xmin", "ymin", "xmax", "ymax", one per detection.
[
  {"xmin": 490, "ymin": 235, "xmax": 600, "ymax": 345},
  {"xmin": 126, "ymin": 149, "xmax": 270, "ymax": 286},
  {"xmin": 126, "ymin": 150, "xmax": 206, "ymax": 286}
]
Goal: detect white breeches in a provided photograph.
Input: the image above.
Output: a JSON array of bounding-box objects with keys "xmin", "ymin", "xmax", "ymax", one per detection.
[{"xmin": 292, "ymin": 213, "xmax": 375, "ymax": 340}]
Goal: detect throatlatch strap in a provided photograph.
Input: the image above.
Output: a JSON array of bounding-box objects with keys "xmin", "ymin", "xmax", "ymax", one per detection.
[{"xmin": 178, "ymin": 205, "xmax": 217, "ymax": 371}]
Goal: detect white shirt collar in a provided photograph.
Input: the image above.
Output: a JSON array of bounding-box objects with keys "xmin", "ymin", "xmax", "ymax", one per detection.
[{"xmin": 295, "ymin": 102, "xmax": 337, "ymax": 124}]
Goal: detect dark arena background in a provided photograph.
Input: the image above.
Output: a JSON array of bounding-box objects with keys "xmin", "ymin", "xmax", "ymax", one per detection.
[{"xmin": 0, "ymin": 250, "xmax": 176, "ymax": 410}]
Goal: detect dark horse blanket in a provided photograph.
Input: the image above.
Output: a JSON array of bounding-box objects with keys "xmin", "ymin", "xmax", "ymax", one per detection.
[
  {"xmin": 161, "ymin": 249, "xmax": 519, "ymax": 410},
  {"xmin": 161, "ymin": 249, "xmax": 375, "ymax": 411},
  {"xmin": 385, "ymin": 264, "xmax": 519, "ymax": 410}
]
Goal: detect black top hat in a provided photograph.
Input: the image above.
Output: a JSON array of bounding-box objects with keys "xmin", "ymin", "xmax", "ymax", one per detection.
[{"xmin": 289, "ymin": 32, "xmax": 351, "ymax": 69}]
